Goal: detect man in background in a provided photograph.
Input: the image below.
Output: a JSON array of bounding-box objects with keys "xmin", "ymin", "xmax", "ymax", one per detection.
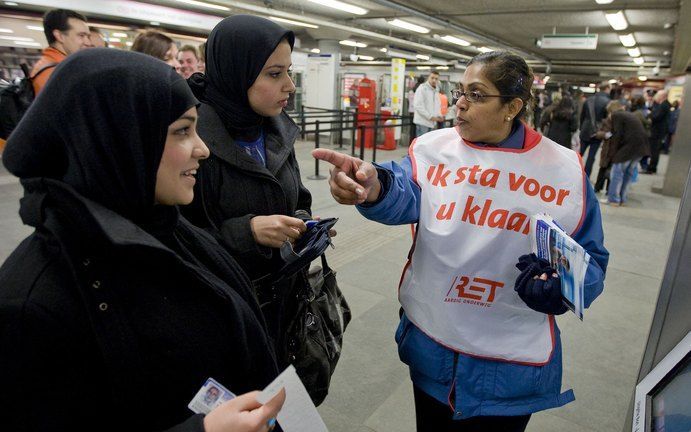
[
  {"xmin": 646, "ymin": 90, "xmax": 671, "ymax": 174},
  {"xmin": 579, "ymin": 82, "xmax": 611, "ymax": 179},
  {"xmin": 89, "ymin": 29, "xmax": 107, "ymax": 48},
  {"xmin": 32, "ymin": 9, "xmax": 92, "ymax": 95},
  {"xmin": 413, "ymin": 71, "xmax": 443, "ymax": 137},
  {"xmin": 177, "ymin": 45, "xmax": 200, "ymax": 79}
]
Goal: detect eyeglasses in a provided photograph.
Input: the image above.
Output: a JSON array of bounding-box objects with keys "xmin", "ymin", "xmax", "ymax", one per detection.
[{"xmin": 451, "ymin": 89, "xmax": 520, "ymax": 104}]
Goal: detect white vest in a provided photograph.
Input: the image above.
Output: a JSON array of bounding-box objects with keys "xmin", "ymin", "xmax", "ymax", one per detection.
[{"xmin": 401, "ymin": 126, "xmax": 585, "ymax": 365}]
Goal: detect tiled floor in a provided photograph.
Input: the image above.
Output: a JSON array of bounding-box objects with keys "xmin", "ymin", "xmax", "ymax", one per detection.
[{"xmin": 0, "ymin": 138, "xmax": 680, "ymax": 432}]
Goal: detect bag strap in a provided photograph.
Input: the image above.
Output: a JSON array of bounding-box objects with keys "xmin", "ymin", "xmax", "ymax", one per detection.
[
  {"xmin": 26, "ymin": 62, "xmax": 58, "ymax": 80},
  {"xmin": 587, "ymin": 97, "xmax": 597, "ymax": 126}
]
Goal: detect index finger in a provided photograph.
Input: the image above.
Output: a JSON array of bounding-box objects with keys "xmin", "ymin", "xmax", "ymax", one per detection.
[{"xmin": 312, "ymin": 149, "xmax": 361, "ymax": 172}]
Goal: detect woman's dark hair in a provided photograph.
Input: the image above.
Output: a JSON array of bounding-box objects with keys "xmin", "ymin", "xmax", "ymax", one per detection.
[
  {"xmin": 467, "ymin": 51, "xmax": 533, "ymax": 118},
  {"xmin": 553, "ymin": 95, "xmax": 574, "ymax": 121},
  {"xmin": 631, "ymin": 96, "xmax": 645, "ymax": 111},
  {"xmin": 131, "ymin": 31, "xmax": 174, "ymax": 61}
]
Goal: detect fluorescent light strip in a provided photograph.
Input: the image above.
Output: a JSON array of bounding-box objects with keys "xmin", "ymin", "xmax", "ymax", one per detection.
[
  {"xmin": 4, "ymin": 1, "xmax": 19, "ymax": 5},
  {"xmin": 27, "ymin": 25, "xmax": 44, "ymax": 31},
  {"xmin": 0, "ymin": 35, "xmax": 33, "ymax": 41},
  {"xmin": 605, "ymin": 11, "xmax": 628, "ymax": 31},
  {"xmin": 339, "ymin": 39, "xmax": 367, "ymax": 48},
  {"xmin": 436, "ymin": 66, "xmax": 449, "ymax": 70},
  {"xmin": 595, "ymin": 0, "xmax": 613, "ymax": 4},
  {"xmin": 0, "ymin": 28, "xmax": 13, "ymax": 33},
  {"xmin": 91, "ymin": 22, "xmax": 131, "ymax": 31},
  {"xmin": 307, "ymin": 0, "xmax": 368, "ymax": 15},
  {"xmin": 112, "ymin": 32, "xmax": 128, "ymax": 38},
  {"xmin": 618, "ymin": 33, "xmax": 636, "ymax": 47},
  {"xmin": 388, "ymin": 19, "xmax": 429, "ymax": 34},
  {"xmin": 108, "ymin": 37, "xmax": 121, "ymax": 43},
  {"xmin": 417, "ymin": 66, "xmax": 431, "ymax": 70},
  {"xmin": 15, "ymin": 41, "xmax": 41, "ymax": 46},
  {"xmin": 380, "ymin": 47, "xmax": 388, "ymax": 52},
  {"xmin": 415, "ymin": 54, "xmax": 429, "ymax": 60},
  {"xmin": 441, "ymin": 35, "xmax": 471, "ymax": 47},
  {"xmin": 477, "ymin": 46, "xmax": 493, "ymax": 53},
  {"xmin": 638, "ymin": 76, "xmax": 647, "ymax": 81},
  {"xmin": 310, "ymin": 48, "xmax": 320, "ymax": 53},
  {"xmin": 358, "ymin": 55, "xmax": 374, "ymax": 60},
  {"xmin": 175, "ymin": 0, "xmax": 230, "ymax": 11},
  {"xmin": 633, "ymin": 57, "xmax": 644, "ymax": 65},
  {"xmin": 627, "ymin": 47, "xmax": 641, "ymax": 57},
  {"xmin": 269, "ymin": 16, "xmax": 319, "ymax": 29}
]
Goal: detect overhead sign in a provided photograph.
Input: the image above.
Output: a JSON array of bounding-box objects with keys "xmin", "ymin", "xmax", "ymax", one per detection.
[{"xmin": 541, "ymin": 34, "xmax": 598, "ymax": 50}]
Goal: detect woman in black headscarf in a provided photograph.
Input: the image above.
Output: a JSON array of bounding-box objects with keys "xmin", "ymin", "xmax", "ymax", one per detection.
[
  {"xmin": 0, "ymin": 49, "xmax": 284, "ymax": 432},
  {"xmin": 183, "ymin": 16, "xmax": 312, "ymax": 370}
]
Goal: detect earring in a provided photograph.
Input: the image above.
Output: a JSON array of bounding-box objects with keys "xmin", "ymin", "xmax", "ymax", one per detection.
[{"xmin": 505, "ymin": 116, "xmax": 511, "ymax": 122}]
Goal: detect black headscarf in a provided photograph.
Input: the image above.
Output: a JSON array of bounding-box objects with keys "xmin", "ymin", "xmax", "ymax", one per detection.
[
  {"xmin": 187, "ymin": 15, "xmax": 294, "ymax": 138},
  {"xmin": 3, "ymin": 48, "xmax": 198, "ymax": 223}
]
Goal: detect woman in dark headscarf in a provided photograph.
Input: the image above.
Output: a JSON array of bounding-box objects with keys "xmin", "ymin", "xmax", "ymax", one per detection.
[
  {"xmin": 183, "ymin": 15, "xmax": 313, "ymax": 374},
  {"xmin": 0, "ymin": 49, "xmax": 284, "ymax": 432}
]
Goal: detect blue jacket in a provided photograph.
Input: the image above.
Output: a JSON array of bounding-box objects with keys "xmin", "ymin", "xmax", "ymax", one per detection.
[{"xmin": 357, "ymin": 124, "xmax": 609, "ymax": 418}]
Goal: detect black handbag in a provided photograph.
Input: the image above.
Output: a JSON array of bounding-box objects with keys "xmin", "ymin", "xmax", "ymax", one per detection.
[
  {"xmin": 285, "ymin": 254, "xmax": 351, "ymax": 405},
  {"xmin": 262, "ymin": 218, "xmax": 351, "ymax": 405}
]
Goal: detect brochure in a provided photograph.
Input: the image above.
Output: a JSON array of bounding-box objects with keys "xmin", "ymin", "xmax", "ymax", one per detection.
[{"xmin": 530, "ymin": 214, "xmax": 590, "ymax": 320}]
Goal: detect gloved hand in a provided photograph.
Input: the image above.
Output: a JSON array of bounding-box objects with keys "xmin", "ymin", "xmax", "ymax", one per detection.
[{"xmin": 514, "ymin": 254, "xmax": 568, "ymax": 315}]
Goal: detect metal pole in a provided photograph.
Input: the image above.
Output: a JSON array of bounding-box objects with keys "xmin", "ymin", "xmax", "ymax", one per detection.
[
  {"xmin": 308, "ymin": 120, "xmax": 326, "ymax": 180},
  {"xmin": 351, "ymin": 123, "xmax": 356, "ymax": 157},
  {"xmin": 337, "ymin": 110, "xmax": 344, "ymax": 149},
  {"xmin": 372, "ymin": 114, "xmax": 379, "ymax": 163},
  {"xmin": 300, "ymin": 105, "xmax": 306, "ymax": 140},
  {"xmin": 359, "ymin": 125, "xmax": 366, "ymax": 160}
]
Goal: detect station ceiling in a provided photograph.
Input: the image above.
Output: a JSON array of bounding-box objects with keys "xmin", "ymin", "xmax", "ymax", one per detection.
[{"xmin": 1, "ymin": 0, "xmax": 689, "ymax": 84}]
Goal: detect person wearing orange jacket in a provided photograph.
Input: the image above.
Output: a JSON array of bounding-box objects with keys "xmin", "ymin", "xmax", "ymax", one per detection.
[{"xmin": 31, "ymin": 9, "xmax": 93, "ymax": 95}]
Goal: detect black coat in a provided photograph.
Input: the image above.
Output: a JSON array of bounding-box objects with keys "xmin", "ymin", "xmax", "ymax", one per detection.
[
  {"xmin": 0, "ymin": 179, "xmax": 278, "ymax": 432},
  {"xmin": 540, "ymin": 106, "xmax": 577, "ymax": 148},
  {"xmin": 580, "ymin": 91, "xmax": 610, "ymax": 142},
  {"xmin": 609, "ymin": 111, "xmax": 651, "ymax": 163},
  {"xmin": 183, "ymin": 103, "xmax": 312, "ymax": 279},
  {"xmin": 650, "ymin": 99, "xmax": 671, "ymax": 139},
  {"xmin": 181, "ymin": 103, "xmax": 312, "ymax": 361}
]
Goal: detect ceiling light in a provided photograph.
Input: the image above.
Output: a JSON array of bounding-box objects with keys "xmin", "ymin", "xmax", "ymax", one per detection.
[
  {"xmin": 436, "ymin": 66, "xmax": 449, "ymax": 70},
  {"xmin": 589, "ymin": 83, "xmax": 597, "ymax": 88},
  {"xmin": 269, "ymin": 16, "xmax": 319, "ymax": 28},
  {"xmin": 638, "ymin": 76, "xmax": 647, "ymax": 81},
  {"xmin": 618, "ymin": 33, "xmax": 636, "ymax": 47},
  {"xmin": 126, "ymin": 41, "xmax": 133, "ymax": 47},
  {"xmin": 627, "ymin": 47, "xmax": 641, "ymax": 57},
  {"xmin": 380, "ymin": 47, "xmax": 388, "ymax": 52},
  {"xmin": 307, "ymin": 0, "xmax": 368, "ymax": 15},
  {"xmin": 633, "ymin": 57, "xmax": 644, "ymax": 65},
  {"xmin": 359, "ymin": 55, "xmax": 374, "ymax": 60},
  {"xmin": 0, "ymin": 28, "xmax": 13, "ymax": 33},
  {"xmin": 595, "ymin": 0, "xmax": 613, "ymax": 3},
  {"xmin": 26, "ymin": 25, "xmax": 44, "ymax": 31},
  {"xmin": 441, "ymin": 35, "xmax": 471, "ymax": 47},
  {"xmin": 112, "ymin": 32, "xmax": 128, "ymax": 38},
  {"xmin": 417, "ymin": 66, "xmax": 431, "ymax": 70},
  {"xmin": 608, "ymin": 79, "xmax": 618, "ymax": 84},
  {"xmin": 385, "ymin": 48, "xmax": 418, "ymax": 60},
  {"xmin": 663, "ymin": 50, "xmax": 670, "ymax": 56},
  {"xmin": 415, "ymin": 54, "xmax": 429, "ymax": 60},
  {"xmin": 108, "ymin": 37, "xmax": 121, "ymax": 43},
  {"xmin": 4, "ymin": 1, "xmax": 19, "ymax": 5},
  {"xmin": 0, "ymin": 35, "xmax": 33, "ymax": 41},
  {"xmin": 544, "ymin": 75, "xmax": 550, "ymax": 82},
  {"xmin": 605, "ymin": 11, "xmax": 628, "ymax": 31},
  {"xmin": 310, "ymin": 48, "xmax": 320, "ymax": 53},
  {"xmin": 175, "ymin": 0, "xmax": 230, "ymax": 11},
  {"xmin": 91, "ymin": 22, "xmax": 131, "ymax": 31},
  {"xmin": 663, "ymin": 22, "xmax": 674, "ymax": 29},
  {"xmin": 339, "ymin": 39, "xmax": 367, "ymax": 48},
  {"xmin": 387, "ymin": 19, "xmax": 429, "ymax": 34},
  {"xmin": 14, "ymin": 41, "xmax": 41, "ymax": 47},
  {"xmin": 477, "ymin": 46, "xmax": 493, "ymax": 53}
]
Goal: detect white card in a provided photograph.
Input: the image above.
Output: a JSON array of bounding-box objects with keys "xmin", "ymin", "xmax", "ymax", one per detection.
[
  {"xmin": 188, "ymin": 377, "xmax": 236, "ymax": 415},
  {"xmin": 257, "ymin": 365, "xmax": 328, "ymax": 432}
]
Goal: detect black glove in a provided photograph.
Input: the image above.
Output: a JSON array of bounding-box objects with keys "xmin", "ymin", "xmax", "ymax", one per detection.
[{"xmin": 514, "ymin": 254, "xmax": 568, "ymax": 315}]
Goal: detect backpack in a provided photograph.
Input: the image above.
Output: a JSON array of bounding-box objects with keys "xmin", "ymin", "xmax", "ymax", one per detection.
[
  {"xmin": 0, "ymin": 63, "xmax": 56, "ymax": 139},
  {"xmin": 579, "ymin": 97, "xmax": 601, "ymax": 142}
]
